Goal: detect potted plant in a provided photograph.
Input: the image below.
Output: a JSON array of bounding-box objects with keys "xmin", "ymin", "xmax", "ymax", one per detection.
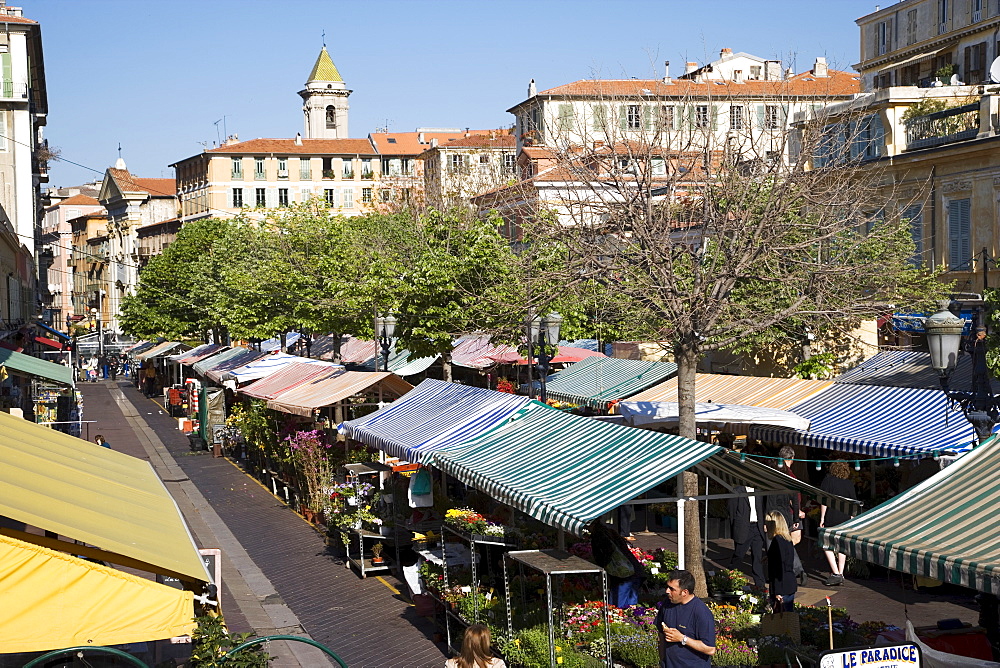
[
  {"xmin": 371, "ymin": 541, "xmax": 385, "ymax": 565},
  {"xmin": 935, "ymin": 63, "xmax": 955, "ymax": 85}
]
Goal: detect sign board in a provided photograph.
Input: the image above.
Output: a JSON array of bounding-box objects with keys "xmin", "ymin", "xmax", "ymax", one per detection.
[{"xmin": 820, "ymin": 643, "xmax": 921, "ymax": 668}]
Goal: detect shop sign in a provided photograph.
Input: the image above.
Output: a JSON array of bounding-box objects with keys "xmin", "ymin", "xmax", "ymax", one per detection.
[{"xmin": 820, "ymin": 643, "xmax": 921, "ymax": 668}]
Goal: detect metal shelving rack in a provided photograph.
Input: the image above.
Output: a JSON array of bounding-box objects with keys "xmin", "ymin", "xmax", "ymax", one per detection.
[{"xmin": 345, "ymin": 527, "xmax": 393, "ymax": 578}]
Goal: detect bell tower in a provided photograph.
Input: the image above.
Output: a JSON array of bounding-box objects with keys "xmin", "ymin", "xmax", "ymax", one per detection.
[{"xmin": 298, "ymin": 47, "xmax": 351, "ymax": 139}]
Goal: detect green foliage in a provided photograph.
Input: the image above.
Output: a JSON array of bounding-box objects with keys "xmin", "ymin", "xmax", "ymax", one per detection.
[
  {"xmin": 609, "ymin": 624, "xmax": 659, "ymax": 667},
  {"xmin": 793, "ymin": 352, "xmax": 837, "ymax": 379},
  {"xmin": 499, "ymin": 626, "xmax": 598, "ymax": 668},
  {"xmin": 190, "ymin": 612, "xmax": 270, "ymax": 667},
  {"xmin": 901, "ymin": 98, "xmax": 951, "ymax": 122}
]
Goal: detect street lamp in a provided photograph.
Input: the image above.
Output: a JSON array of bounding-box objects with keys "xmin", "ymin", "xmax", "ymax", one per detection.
[
  {"xmin": 374, "ymin": 314, "xmax": 397, "ymax": 373},
  {"xmin": 924, "ymin": 299, "xmax": 999, "ymax": 443},
  {"xmin": 529, "ymin": 312, "xmax": 562, "ymax": 403},
  {"xmin": 90, "ymin": 307, "xmax": 103, "ymax": 359}
]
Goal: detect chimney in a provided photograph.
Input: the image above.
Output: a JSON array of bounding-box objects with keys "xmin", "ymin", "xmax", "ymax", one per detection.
[
  {"xmin": 720, "ymin": 47, "xmax": 733, "ymax": 59},
  {"xmin": 465, "ymin": 127, "xmax": 470, "ymax": 137},
  {"xmin": 685, "ymin": 62, "xmax": 698, "ymax": 75},
  {"xmin": 431, "ymin": 138, "xmax": 438, "ymax": 148},
  {"xmin": 663, "ymin": 60, "xmax": 671, "ymax": 83},
  {"xmin": 418, "ymin": 132, "xmax": 425, "ymax": 144},
  {"xmin": 528, "ymin": 78, "xmax": 537, "ymax": 97},
  {"xmin": 785, "ymin": 67, "xmax": 794, "ymax": 79},
  {"xmin": 812, "ymin": 56, "xmax": 829, "ymax": 78},
  {"xmin": 764, "ymin": 60, "xmax": 781, "ymax": 80},
  {"xmin": 294, "ymin": 132, "xmax": 302, "ymax": 146}
]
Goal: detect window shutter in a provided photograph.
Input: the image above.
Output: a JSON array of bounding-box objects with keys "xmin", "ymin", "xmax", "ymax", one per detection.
[
  {"xmin": 710, "ymin": 104, "xmax": 719, "ymax": 130},
  {"xmin": 593, "ymin": 105, "xmax": 606, "ymax": 131},
  {"xmin": 756, "ymin": 104, "xmax": 766, "ymax": 129},
  {"xmin": 1, "ymin": 52, "xmax": 10, "ymax": 97},
  {"xmin": 644, "ymin": 105, "xmax": 653, "ymax": 130},
  {"xmin": 619, "ymin": 106, "xmax": 629, "ymax": 131},
  {"xmin": 965, "ymin": 46, "xmax": 972, "ymax": 79},
  {"xmin": 558, "ymin": 104, "xmax": 573, "ymax": 131},
  {"xmin": 904, "ymin": 204, "xmax": 923, "ymax": 262},
  {"xmin": 948, "ymin": 198, "xmax": 971, "ymax": 268}
]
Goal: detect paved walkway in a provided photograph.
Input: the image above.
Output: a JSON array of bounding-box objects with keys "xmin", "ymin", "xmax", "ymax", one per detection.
[{"xmin": 81, "ymin": 380, "xmax": 446, "ymax": 668}]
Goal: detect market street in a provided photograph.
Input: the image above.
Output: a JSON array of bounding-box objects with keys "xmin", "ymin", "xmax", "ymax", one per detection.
[{"xmin": 80, "ymin": 379, "xmax": 446, "ymax": 668}]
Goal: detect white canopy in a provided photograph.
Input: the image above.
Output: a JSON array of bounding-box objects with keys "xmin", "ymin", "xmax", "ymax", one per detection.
[{"xmin": 619, "ymin": 401, "xmax": 810, "ymax": 431}]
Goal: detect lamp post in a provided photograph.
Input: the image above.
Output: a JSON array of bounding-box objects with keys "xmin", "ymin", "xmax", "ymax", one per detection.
[
  {"xmin": 374, "ymin": 314, "xmax": 397, "ymax": 373},
  {"xmin": 90, "ymin": 307, "xmax": 103, "ymax": 359},
  {"xmin": 528, "ymin": 312, "xmax": 562, "ymax": 403},
  {"xmin": 924, "ymin": 299, "xmax": 999, "ymax": 443}
]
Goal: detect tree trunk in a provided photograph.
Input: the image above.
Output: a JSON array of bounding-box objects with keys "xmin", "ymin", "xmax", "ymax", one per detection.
[
  {"xmin": 332, "ymin": 332, "xmax": 342, "ymax": 363},
  {"xmin": 674, "ymin": 341, "xmax": 708, "ymax": 597},
  {"xmin": 443, "ymin": 352, "xmax": 453, "ymax": 382}
]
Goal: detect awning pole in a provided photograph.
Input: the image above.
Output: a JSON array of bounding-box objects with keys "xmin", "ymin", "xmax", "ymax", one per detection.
[{"xmin": 676, "ymin": 475, "xmax": 685, "ymax": 569}]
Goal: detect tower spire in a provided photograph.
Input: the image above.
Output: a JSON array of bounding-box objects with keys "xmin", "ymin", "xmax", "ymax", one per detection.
[{"xmin": 299, "ymin": 47, "xmax": 351, "ymax": 138}]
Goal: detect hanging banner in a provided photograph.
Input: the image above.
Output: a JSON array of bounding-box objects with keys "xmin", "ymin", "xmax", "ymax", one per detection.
[{"xmin": 820, "ymin": 643, "xmax": 921, "ymax": 668}]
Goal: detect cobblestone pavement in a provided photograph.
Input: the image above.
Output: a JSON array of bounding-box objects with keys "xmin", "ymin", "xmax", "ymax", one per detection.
[{"xmin": 81, "ymin": 380, "xmax": 447, "ymax": 668}]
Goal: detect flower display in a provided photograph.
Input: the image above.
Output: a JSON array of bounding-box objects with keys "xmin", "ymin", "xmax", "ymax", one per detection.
[{"xmin": 444, "ymin": 507, "xmax": 514, "ymax": 539}]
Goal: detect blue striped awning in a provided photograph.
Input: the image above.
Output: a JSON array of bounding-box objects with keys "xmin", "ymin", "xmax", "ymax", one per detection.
[
  {"xmin": 544, "ymin": 356, "xmax": 678, "ymax": 409},
  {"xmin": 834, "ymin": 350, "xmax": 1000, "ymax": 392},
  {"xmin": 750, "ymin": 384, "xmax": 981, "ymax": 458},
  {"xmin": 340, "ymin": 379, "xmax": 536, "ymax": 463},
  {"xmin": 192, "ymin": 347, "xmax": 243, "ymax": 376},
  {"xmin": 431, "ymin": 406, "xmax": 722, "ymax": 535},
  {"xmin": 222, "ymin": 352, "xmax": 338, "ymax": 384}
]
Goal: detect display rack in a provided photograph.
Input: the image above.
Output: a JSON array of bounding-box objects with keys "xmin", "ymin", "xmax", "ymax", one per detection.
[
  {"xmin": 345, "ymin": 527, "xmax": 394, "ymax": 578},
  {"xmin": 503, "ymin": 549, "xmax": 612, "ymax": 668},
  {"xmin": 420, "ymin": 541, "xmax": 480, "ymax": 655}
]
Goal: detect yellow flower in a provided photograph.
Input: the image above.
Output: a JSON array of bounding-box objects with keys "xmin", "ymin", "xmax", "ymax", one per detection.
[
  {"xmin": 556, "ymin": 646, "xmax": 562, "ymax": 653},
  {"xmin": 557, "ymin": 658, "xmax": 563, "ymax": 665}
]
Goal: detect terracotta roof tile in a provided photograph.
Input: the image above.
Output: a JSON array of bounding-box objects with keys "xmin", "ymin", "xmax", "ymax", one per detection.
[
  {"xmin": 369, "ymin": 130, "xmax": 495, "ymax": 156},
  {"xmin": 530, "ymin": 69, "xmax": 859, "ymax": 102},
  {"xmin": 48, "ymin": 194, "xmax": 101, "ymax": 209},
  {"xmin": 0, "ymin": 14, "xmax": 37, "ymax": 25},
  {"xmin": 206, "ymin": 138, "xmax": 376, "ymax": 156},
  {"xmin": 107, "ymin": 168, "xmax": 176, "ymax": 197},
  {"xmin": 442, "ymin": 134, "xmax": 516, "ymax": 149}
]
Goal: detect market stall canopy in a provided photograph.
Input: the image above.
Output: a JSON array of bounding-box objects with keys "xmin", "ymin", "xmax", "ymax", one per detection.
[
  {"xmin": 339, "ymin": 336, "xmax": 378, "ymax": 365},
  {"xmin": 751, "ymin": 384, "xmax": 982, "ymax": 458},
  {"xmin": 0, "ymin": 347, "xmax": 73, "ymax": 385},
  {"xmin": 360, "ymin": 348, "xmax": 440, "ymax": 376},
  {"xmin": 123, "ymin": 339, "xmax": 150, "ymax": 352},
  {"xmin": 135, "ymin": 340, "xmax": 190, "ymax": 361},
  {"xmin": 266, "ymin": 371, "xmax": 413, "ymax": 417},
  {"xmin": 451, "ymin": 336, "xmax": 520, "ymax": 369},
  {"xmin": 821, "ymin": 435, "xmax": 1000, "ymax": 594},
  {"xmin": 127, "ymin": 339, "xmax": 161, "ymax": 356},
  {"xmin": 543, "ymin": 356, "xmax": 678, "ymax": 409},
  {"xmin": 259, "ymin": 331, "xmax": 301, "ymax": 353},
  {"xmin": 619, "ymin": 401, "xmax": 810, "ymax": 431},
  {"xmin": 834, "ymin": 350, "xmax": 1000, "ymax": 392},
  {"xmin": 301, "ymin": 333, "xmax": 340, "ymax": 360},
  {"xmin": 32, "ymin": 320, "xmax": 72, "ymax": 342},
  {"xmin": 170, "ymin": 342, "xmax": 225, "ymax": 365},
  {"xmin": 626, "ymin": 373, "xmax": 833, "ymax": 409},
  {"xmin": 0, "ymin": 532, "xmax": 195, "ymax": 652},
  {"xmin": 33, "ymin": 334, "xmax": 66, "ymax": 350},
  {"xmin": 0, "ymin": 410, "xmax": 210, "ymax": 583},
  {"xmin": 240, "ymin": 363, "xmax": 344, "ymax": 401},
  {"xmin": 485, "ymin": 345, "xmax": 607, "ymax": 365},
  {"xmin": 431, "ymin": 405, "xmax": 859, "ymax": 535},
  {"xmin": 340, "ymin": 378, "xmax": 537, "ymax": 462},
  {"xmin": 222, "ymin": 351, "xmax": 339, "ymax": 384},
  {"xmin": 205, "ymin": 349, "xmax": 269, "ymax": 383}
]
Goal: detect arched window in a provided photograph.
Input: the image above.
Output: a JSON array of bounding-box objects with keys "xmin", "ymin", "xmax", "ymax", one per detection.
[{"xmin": 325, "ymin": 106, "xmax": 337, "ymax": 129}]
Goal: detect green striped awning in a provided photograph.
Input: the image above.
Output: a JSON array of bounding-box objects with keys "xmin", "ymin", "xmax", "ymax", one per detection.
[
  {"xmin": 820, "ymin": 436, "xmax": 1000, "ymax": 594},
  {"xmin": 431, "ymin": 404, "xmax": 721, "ymax": 535},
  {"xmin": 0, "ymin": 348, "xmax": 73, "ymax": 386},
  {"xmin": 544, "ymin": 357, "xmax": 678, "ymax": 410}
]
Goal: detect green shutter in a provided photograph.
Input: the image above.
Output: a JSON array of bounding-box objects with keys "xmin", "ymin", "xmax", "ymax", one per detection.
[
  {"xmin": 619, "ymin": 105, "xmax": 629, "ymax": 131},
  {"xmin": 756, "ymin": 104, "xmax": 766, "ymax": 129},
  {"xmin": 558, "ymin": 104, "xmax": 573, "ymax": 131},
  {"xmin": 644, "ymin": 105, "xmax": 653, "ymax": 130},
  {"xmin": 593, "ymin": 105, "xmax": 607, "ymax": 131},
  {"xmin": 948, "ymin": 199, "xmax": 971, "ymax": 269},
  {"xmin": 710, "ymin": 104, "xmax": 719, "ymax": 130},
  {"xmin": 1, "ymin": 52, "xmax": 11, "ymax": 98}
]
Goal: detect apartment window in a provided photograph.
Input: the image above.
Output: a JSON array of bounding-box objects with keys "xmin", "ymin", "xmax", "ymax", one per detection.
[
  {"xmin": 903, "ymin": 204, "xmax": 923, "ymax": 265},
  {"xmin": 939, "ymin": 0, "xmax": 949, "ymax": 33},
  {"xmin": 906, "ymin": 9, "xmax": 918, "ymax": 45},
  {"xmin": 558, "ymin": 103, "xmax": 575, "ymax": 131},
  {"xmin": 877, "ymin": 20, "xmax": 891, "ymax": 56},
  {"xmin": 299, "ymin": 158, "xmax": 311, "ymax": 180},
  {"xmin": 362, "ymin": 187, "xmax": 372, "ymax": 203},
  {"xmin": 592, "ymin": 105, "xmax": 609, "ymax": 131},
  {"xmin": 651, "ymin": 158, "xmax": 667, "ymax": 176},
  {"xmin": 231, "ymin": 187, "xmax": 243, "ymax": 208},
  {"xmin": 278, "ymin": 188, "xmax": 289, "ymax": 207},
  {"xmin": 765, "ymin": 105, "xmax": 781, "ymax": 130},
  {"xmin": 277, "ymin": 157, "xmax": 288, "ymax": 178},
  {"xmin": 504, "ymin": 153, "xmax": 516, "ymax": 172},
  {"xmin": 450, "ymin": 154, "xmax": 465, "ymax": 172},
  {"xmin": 324, "ymin": 188, "xmax": 336, "ymax": 206},
  {"xmin": 381, "ymin": 158, "xmax": 391, "ymax": 174},
  {"xmin": 231, "ymin": 157, "xmax": 243, "ymax": 179},
  {"xmin": 948, "ymin": 198, "xmax": 971, "ymax": 269},
  {"xmin": 255, "ymin": 188, "xmax": 266, "ymax": 206},
  {"xmin": 730, "ymin": 105, "xmax": 744, "ymax": 130},
  {"xmin": 973, "ymin": 0, "xmax": 983, "ymax": 22},
  {"xmin": 626, "ymin": 104, "xmax": 642, "ymax": 130},
  {"xmin": 964, "ymin": 42, "xmax": 988, "ymax": 83},
  {"xmin": 254, "ymin": 157, "xmax": 266, "ymax": 180},
  {"xmin": 658, "ymin": 105, "xmax": 675, "ymax": 131},
  {"xmin": 380, "ymin": 189, "xmax": 391, "ymax": 202},
  {"xmin": 695, "ymin": 105, "xmax": 710, "ymax": 128},
  {"xmin": 750, "ymin": 65, "xmax": 762, "ymax": 80},
  {"xmin": 322, "ymin": 157, "xmax": 334, "ymax": 178},
  {"xmin": 343, "ymin": 188, "xmax": 354, "ymax": 208},
  {"xmin": 301, "ymin": 188, "xmax": 311, "ymax": 201},
  {"xmin": 479, "ymin": 154, "xmax": 490, "ymax": 165},
  {"xmin": 343, "ymin": 160, "xmax": 354, "ymax": 178},
  {"xmin": 402, "ymin": 158, "xmax": 413, "ymax": 175}
]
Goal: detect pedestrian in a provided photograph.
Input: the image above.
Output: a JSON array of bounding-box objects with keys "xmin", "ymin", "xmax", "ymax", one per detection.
[
  {"xmin": 819, "ymin": 460, "xmax": 857, "ymax": 586},
  {"xmin": 654, "ymin": 569, "xmax": 716, "ymax": 667},
  {"xmin": 727, "ymin": 485, "xmax": 766, "ymax": 589},
  {"xmin": 764, "ymin": 510, "xmax": 797, "ymax": 611},
  {"xmin": 99, "ymin": 353, "xmax": 109, "ymax": 379},
  {"xmin": 618, "ymin": 503, "xmax": 636, "ymax": 541},
  {"xmin": 94, "ymin": 434, "xmax": 110, "ymax": 449},
  {"xmin": 87, "ymin": 355, "xmax": 98, "ymax": 382},
  {"xmin": 589, "ymin": 518, "xmax": 645, "ymax": 607},
  {"xmin": 143, "ymin": 363, "xmax": 157, "ymax": 397},
  {"xmin": 778, "ymin": 446, "xmax": 805, "ymax": 545},
  {"xmin": 445, "ymin": 624, "xmax": 506, "ymax": 668}
]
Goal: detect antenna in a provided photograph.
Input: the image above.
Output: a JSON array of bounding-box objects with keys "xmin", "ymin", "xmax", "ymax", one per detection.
[
  {"xmin": 990, "ymin": 56, "xmax": 1000, "ymax": 83},
  {"xmin": 322, "ymin": 29, "xmax": 326, "ymax": 48}
]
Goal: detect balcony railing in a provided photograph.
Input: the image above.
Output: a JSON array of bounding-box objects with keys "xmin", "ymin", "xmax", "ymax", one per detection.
[
  {"xmin": 905, "ymin": 103, "xmax": 980, "ymax": 150},
  {"xmin": 0, "ymin": 81, "xmax": 28, "ymax": 100}
]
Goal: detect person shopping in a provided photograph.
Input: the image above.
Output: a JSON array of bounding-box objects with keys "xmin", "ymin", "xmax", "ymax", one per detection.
[
  {"xmin": 819, "ymin": 460, "xmax": 857, "ymax": 586},
  {"xmin": 764, "ymin": 510, "xmax": 797, "ymax": 612},
  {"xmin": 445, "ymin": 624, "xmax": 505, "ymax": 668}
]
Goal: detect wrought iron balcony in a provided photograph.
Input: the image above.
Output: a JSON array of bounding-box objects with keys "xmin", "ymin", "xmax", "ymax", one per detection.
[{"xmin": 905, "ymin": 102, "xmax": 980, "ymax": 150}]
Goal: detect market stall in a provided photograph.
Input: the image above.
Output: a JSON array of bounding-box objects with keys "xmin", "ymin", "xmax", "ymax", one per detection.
[
  {"xmin": 540, "ymin": 356, "xmax": 678, "ymax": 410},
  {"xmin": 0, "ymin": 347, "xmax": 75, "ymax": 423},
  {"xmin": 221, "ymin": 352, "xmax": 339, "ymax": 388},
  {"xmin": 239, "ymin": 363, "xmax": 344, "ymax": 401},
  {"xmin": 265, "ymin": 370, "xmax": 412, "ymax": 419}
]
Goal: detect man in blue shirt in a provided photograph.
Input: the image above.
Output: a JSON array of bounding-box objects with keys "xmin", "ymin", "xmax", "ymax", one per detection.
[{"xmin": 654, "ymin": 569, "xmax": 716, "ymax": 668}]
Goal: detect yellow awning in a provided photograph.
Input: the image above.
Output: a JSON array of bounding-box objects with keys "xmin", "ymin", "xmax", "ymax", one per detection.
[
  {"xmin": 0, "ymin": 410, "xmax": 210, "ymax": 583},
  {"xmin": 0, "ymin": 533, "xmax": 195, "ymax": 653},
  {"xmin": 625, "ymin": 373, "xmax": 833, "ymax": 409}
]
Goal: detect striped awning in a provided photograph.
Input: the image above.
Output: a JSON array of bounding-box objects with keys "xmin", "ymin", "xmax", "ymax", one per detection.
[
  {"xmin": 266, "ymin": 371, "xmax": 413, "ymax": 417},
  {"xmin": 258, "ymin": 332, "xmax": 301, "ymax": 353},
  {"xmin": 834, "ymin": 350, "xmax": 1000, "ymax": 392},
  {"xmin": 451, "ymin": 336, "xmax": 520, "ymax": 369},
  {"xmin": 240, "ymin": 364, "xmax": 343, "ymax": 401},
  {"xmin": 821, "ymin": 436, "xmax": 1000, "ymax": 593},
  {"xmin": 750, "ymin": 384, "xmax": 981, "ymax": 458},
  {"xmin": 620, "ymin": 402, "xmax": 810, "ymax": 431},
  {"xmin": 626, "ymin": 373, "xmax": 833, "ymax": 408},
  {"xmin": 431, "ymin": 406, "xmax": 723, "ymax": 535},
  {"xmin": 135, "ymin": 341, "xmax": 189, "ymax": 361},
  {"xmin": 127, "ymin": 340, "xmax": 159, "ymax": 356},
  {"xmin": 543, "ymin": 356, "xmax": 678, "ymax": 409},
  {"xmin": 191, "ymin": 347, "xmax": 242, "ymax": 376},
  {"xmin": 169, "ymin": 343, "xmax": 224, "ymax": 365},
  {"xmin": 221, "ymin": 352, "xmax": 338, "ymax": 384},
  {"xmin": 340, "ymin": 379, "xmax": 536, "ymax": 462},
  {"xmin": 205, "ymin": 350, "xmax": 268, "ymax": 383},
  {"xmin": 339, "ymin": 336, "xmax": 378, "ymax": 365}
]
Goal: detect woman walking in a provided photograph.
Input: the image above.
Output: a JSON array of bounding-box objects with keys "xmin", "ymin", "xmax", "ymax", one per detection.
[{"xmin": 765, "ymin": 510, "xmax": 797, "ymax": 612}]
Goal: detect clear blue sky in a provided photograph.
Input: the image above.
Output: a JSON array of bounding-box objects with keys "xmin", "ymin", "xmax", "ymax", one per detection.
[{"xmin": 30, "ymin": 0, "xmax": 878, "ymax": 188}]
